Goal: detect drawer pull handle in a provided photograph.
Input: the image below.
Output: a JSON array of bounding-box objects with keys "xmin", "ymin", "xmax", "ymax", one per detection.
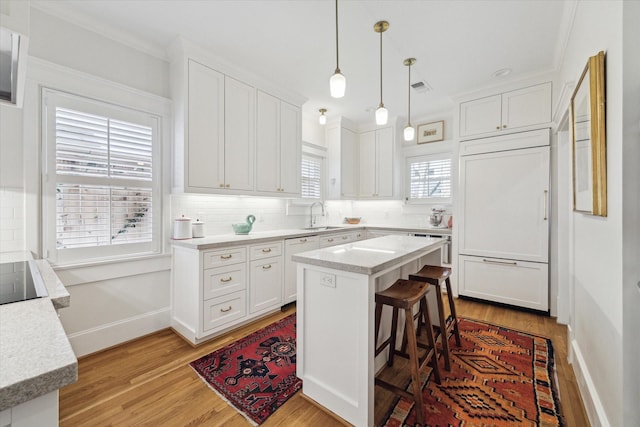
[
  {"xmin": 327, "ymin": 238, "xmax": 334, "ymax": 242},
  {"xmin": 482, "ymin": 259, "xmax": 517, "ymax": 266},
  {"xmin": 262, "ymin": 248, "xmax": 272, "ymax": 253},
  {"xmin": 220, "ymin": 306, "xmax": 233, "ymax": 313},
  {"xmin": 262, "ymin": 264, "xmax": 272, "ymax": 270},
  {"xmin": 543, "ymin": 190, "xmax": 548, "ymax": 221},
  {"xmin": 341, "ymin": 236, "xmax": 348, "ymax": 239},
  {"xmin": 220, "ymin": 254, "xmax": 233, "ymax": 260},
  {"xmin": 300, "ymin": 238, "xmax": 307, "ymax": 243},
  {"xmin": 220, "ymin": 276, "xmax": 233, "ymax": 282}
]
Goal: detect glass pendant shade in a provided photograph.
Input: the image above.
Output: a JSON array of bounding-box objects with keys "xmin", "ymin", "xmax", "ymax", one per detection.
[
  {"xmin": 404, "ymin": 125, "xmax": 415, "ymax": 141},
  {"xmin": 318, "ymin": 108, "xmax": 327, "ymax": 125},
  {"xmin": 375, "ymin": 105, "xmax": 388, "ymax": 125},
  {"xmin": 330, "ymin": 71, "xmax": 346, "ymax": 98}
]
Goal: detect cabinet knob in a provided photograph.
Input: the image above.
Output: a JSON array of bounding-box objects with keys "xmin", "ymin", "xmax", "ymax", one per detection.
[
  {"xmin": 496, "ymin": 126, "xmax": 500, "ymax": 130},
  {"xmin": 503, "ymin": 124, "xmax": 507, "ymax": 128},
  {"xmin": 226, "ymin": 184, "xmax": 231, "ymax": 188},
  {"xmin": 220, "ymin": 183, "xmax": 225, "ymax": 187}
]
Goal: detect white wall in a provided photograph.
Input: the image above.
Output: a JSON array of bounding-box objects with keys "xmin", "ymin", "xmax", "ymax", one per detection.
[
  {"xmin": 621, "ymin": 2, "xmax": 640, "ymax": 425},
  {"xmin": 0, "ymin": 104, "xmax": 25, "ymax": 252},
  {"xmin": 556, "ymin": 2, "xmax": 624, "ymax": 425}
]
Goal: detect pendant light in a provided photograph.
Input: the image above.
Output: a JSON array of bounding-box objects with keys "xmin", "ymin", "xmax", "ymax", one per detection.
[
  {"xmin": 318, "ymin": 108, "xmax": 327, "ymax": 125},
  {"xmin": 329, "ymin": 0, "xmax": 346, "ymax": 98},
  {"xmin": 403, "ymin": 58, "xmax": 416, "ymax": 141},
  {"xmin": 374, "ymin": 21, "xmax": 389, "ymax": 125}
]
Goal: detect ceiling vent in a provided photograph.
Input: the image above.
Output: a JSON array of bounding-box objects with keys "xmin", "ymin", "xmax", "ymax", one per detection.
[{"xmin": 411, "ymin": 81, "xmax": 432, "ymax": 93}]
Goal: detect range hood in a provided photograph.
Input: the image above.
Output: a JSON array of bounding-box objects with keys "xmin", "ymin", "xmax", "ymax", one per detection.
[{"xmin": 0, "ymin": 26, "xmax": 28, "ymax": 107}]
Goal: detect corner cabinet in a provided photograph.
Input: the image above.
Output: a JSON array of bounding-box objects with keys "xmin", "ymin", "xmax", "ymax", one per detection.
[
  {"xmin": 459, "ymin": 82, "xmax": 551, "ymax": 140},
  {"xmin": 326, "ymin": 119, "xmax": 358, "ymax": 199},
  {"xmin": 359, "ymin": 126, "xmax": 394, "ymax": 198},
  {"xmin": 255, "ymin": 90, "xmax": 301, "ymax": 196},
  {"xmin": 175, "ymin": 59, "xmax": 254, "ymax": 193}
]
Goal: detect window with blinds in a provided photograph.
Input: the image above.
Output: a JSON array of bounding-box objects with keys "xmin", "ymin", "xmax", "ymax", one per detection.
[
  {"xmin": 43, "ymin": 88, "xmax": 160, "ymax": 263},
  {"xmin": 301, "ymin": 155, "xmax": 322, "ymax": 199},
  {"xmin": 406, "ymin": 155, "xmax": 452, "ymax": 202}
]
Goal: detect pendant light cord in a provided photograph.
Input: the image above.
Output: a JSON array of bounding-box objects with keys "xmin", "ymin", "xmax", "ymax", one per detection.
[
  {"xmin": 335, "ymin": 0, "xmax": 340, "ymax": 72},
  {"xmin": 379, "ymin": 30, "xmax": 383, "ymax": 106},
  {"xmin": 407, "ymin": 62, "xmax": 411, "ymax": 125}
]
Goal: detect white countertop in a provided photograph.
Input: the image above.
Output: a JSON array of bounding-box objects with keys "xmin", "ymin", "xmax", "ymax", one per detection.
[
  {"xmin": 170, "ymin": 225, "xmax": 451, "ymax": 251},
  {"xmin": 291, "ymin": 235, "xmax": 445, "ymax": 275},
  {"xmin": 0, "ymin": 251, "xmax": 77, "ymax": 411}
]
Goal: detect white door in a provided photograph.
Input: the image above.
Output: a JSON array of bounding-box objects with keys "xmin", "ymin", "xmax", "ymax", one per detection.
[
  {"xmin": 359, "ymin": 130, "xmax": 376, "ymax": 197},
  {"xmin": 376, "ymin": 126, "xmax": 394, "ymax": 198},
  {"xmin": 280, "ymin": 101, "xmax": 301, "ymax": 195},
  {"xmin": 187, "ymin": 60, "xmax": 224, "ymax": 189},
  {"xmin": 284, "ymin": 236, "xmax": 319, "ymax": 304},
  {"xmin": 224, "ymin": 76, "xmax": 254, "ymax": 191},
  {"xmin": 459, "ymin": 146, "xmax": 550, "ymax": 263},
  {"xmin": 255, "ymin": 90, "xmax": 280, "ymax": 193},
  {"xmin": 459, "ymin": 94, "xmax": 501, "ymax": 138}
]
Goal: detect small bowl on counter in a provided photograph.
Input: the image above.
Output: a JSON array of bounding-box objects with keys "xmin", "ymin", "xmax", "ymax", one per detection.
[{"xmin": 344, "ymin": 217, "xmax": 361, "ymax": 225}]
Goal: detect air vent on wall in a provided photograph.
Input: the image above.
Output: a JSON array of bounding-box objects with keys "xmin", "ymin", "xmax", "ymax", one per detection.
[{"xmin": 411, "ymin": 81, "xmax": 432, "ymax": 93}]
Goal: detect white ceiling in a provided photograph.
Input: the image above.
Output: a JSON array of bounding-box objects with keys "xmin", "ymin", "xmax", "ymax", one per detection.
[{"xmin": 32, "ymin": 0, "xmax": 572, "ymax": 125}]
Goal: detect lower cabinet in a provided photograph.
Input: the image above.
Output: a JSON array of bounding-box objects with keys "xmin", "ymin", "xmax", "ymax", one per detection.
[
  {"xmin": 249, "ymin": 243, "xmax": 283, "ymax": 313},
  {"xmin": 203, "ymin": 290, "xmax": 247, "ymax": 331},
  {"xmin": 458, "ymin": 255, "xmax": 548, "ymax": 311},
  {"xmin": 284, "ymin": 236, "xmax": 320, "ymax": 304}
]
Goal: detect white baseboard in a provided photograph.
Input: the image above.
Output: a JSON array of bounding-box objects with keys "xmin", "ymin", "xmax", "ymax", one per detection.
[
  {"xmin": 67, "ymin": 307, "xmax": 171, "ymax": 357},
  {"xmin": 570, "ymin": 338, "xmax": 610, "ymax": 427}
]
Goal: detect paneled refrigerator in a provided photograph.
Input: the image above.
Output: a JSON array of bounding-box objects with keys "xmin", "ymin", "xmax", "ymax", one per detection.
[{"xmin": 458, "ymin": 129, "xmax": 550, "ymax": 312}]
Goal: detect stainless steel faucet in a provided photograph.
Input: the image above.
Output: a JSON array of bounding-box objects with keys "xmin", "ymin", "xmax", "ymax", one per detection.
[{"xmin": 309, "ymin": 202, "xmax": 325, "ymax": 228}]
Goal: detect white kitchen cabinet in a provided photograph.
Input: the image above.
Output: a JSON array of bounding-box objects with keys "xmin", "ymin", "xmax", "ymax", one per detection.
[
  {"xmin": 284, "ymin": 235, "xmax": 320, "ymax": 304},
  {"xmin": 319, "ymin": 231, "xmax": 358, "ymax": 248},
  {"xmin": 359, "ymin": 126, "xmax": 394, "ymax": 198},
  {"xmin": 326, "ymin": 119, "xmax": 358, "ymax": 199},
  {"xmin": 458, "ymin": 255, "xmax": 548, "ymax": 311},
  {"xmin": 249, "ymin": 242, "xmax": 283, "ymax": 313},
  {"xmin": 365, "ymin": 229, "xmax": 409, "ymax": 239},
  {"xmin": 176, "ymin": 59, "xmax": 255, "ymax": 193},
  {"xmin": 203, "ymin": 290, "xmax": 247, "ymax": 331},
  {"xmin": 0, "ymin": 390, "xmax": 58, "ymax": 427},
  {"xmin": 459, "ymin": 82, "xmax": 551, "ymax": 139},
  {"xmin": 255, "ymin": 90, "xmax": 301, "ymax": 196}
]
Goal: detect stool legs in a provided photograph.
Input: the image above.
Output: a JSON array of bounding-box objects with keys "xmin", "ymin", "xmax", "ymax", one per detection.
[
  {"xmin": 403, "ymin": 307, "xmax": 425, "ymax": 426},
  {"xmin": 433, "ymin": 279, "xmax": 452, "ymax": 370},
  {"xmin": 445, "ymin": 277, "xmax": 461, "ymax": 346}
]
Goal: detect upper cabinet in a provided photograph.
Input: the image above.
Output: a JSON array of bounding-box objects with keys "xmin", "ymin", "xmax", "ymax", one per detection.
[
  {"xmin": 169, "ymin": 39, "xmax": 304, "ymax": 196},
  {"xmin": 359, "ymin": 127, "xmax": 394, "ymax": 198},
  {"xmin": 459, "ymin": 82, "xmax": 552, "ymax": 140},
  {"xmin": 185, "ymin": 60, "xmax": 254, "ymax": 192},
  {"xmin": 255, "ymin": 91, "xmax": 301, "ymax": 196},
  {"xmin": 326, "ymin": 118, "xmax": 358, "ymax": 199}
]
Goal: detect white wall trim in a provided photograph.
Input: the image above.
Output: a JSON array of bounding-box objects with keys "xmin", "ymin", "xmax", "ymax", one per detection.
[
  {"xmin": 67, "ymin": 307, "xmax": 171, "ymax": 358},
  {"xmin": 553, "ymin": 81, "xmax": 576, "ymax": 126},
  {"xmin": 570, "ymin": 338, "xmax": 611, "ymax": 427}
]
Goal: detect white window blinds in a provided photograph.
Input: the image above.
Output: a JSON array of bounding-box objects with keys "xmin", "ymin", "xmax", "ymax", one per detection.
[
  {"xmin": 407, "ymin": 155, "xmax": 452, "ymax": 202},
  {"xmin": 301, "ymin": 155, "xmax": 322, "ymax": 199},
  {"xmin": 43, "ymin": 88, "xmax": 161, "ymax": 263}
]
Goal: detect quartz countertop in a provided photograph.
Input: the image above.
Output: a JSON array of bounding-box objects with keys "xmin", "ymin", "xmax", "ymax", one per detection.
[
  {"xmin": 0, "ymin": 251, "xmax": 77, "ymax": 411},
  {"xmin": 170, "ymin": 224, "xmax": 451, "ymax": 251},
  {"xmin": 291, "ymin": 234, "xmax": 445, "ymax": 275}
]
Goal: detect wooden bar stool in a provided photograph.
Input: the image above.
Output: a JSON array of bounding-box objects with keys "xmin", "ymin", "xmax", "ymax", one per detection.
[
  {"xmin": 408, "ymin": 265, "xmax": 461, "ymax": 371},
  {"xmin": 374, "ymin": 279, "xmax": 441, "ymax": 426}
]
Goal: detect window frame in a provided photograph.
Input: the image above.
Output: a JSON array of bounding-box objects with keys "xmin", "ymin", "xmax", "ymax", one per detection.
[
  {"xmin": 42, "ymin": 88, "xmax": 162, "ymax": 266},
  {"xmin": 300, "ymin": 153, "xmax": 324, "ymax": 200},
  {"xmin": 404, "ymin": 152, "xmax": 453, "ymax": 204}
]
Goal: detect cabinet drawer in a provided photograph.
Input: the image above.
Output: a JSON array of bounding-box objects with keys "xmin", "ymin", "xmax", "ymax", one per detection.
[
  {"xmin": 458, "ymin": 255, "xmax": 548, "ymax": 311},
  {"xmin": 203, "ymin": 247, "xmax": 246, "ymax": 269},
  {"xmin": 203, "ymin": 264, "xmax": 246, "ymax": 300},
  {"xmin": 319, "ymin": 232, "xmax": 354, "ymax": 248},
  {"xmin": 284, "ymin": 235, "xmax": 319, "ymax": 249},
  {"xmin": 250, "ymin": 241, "xmax": 283, "ymax": 260},
  {"xmin": 202, "ymin": 291, "xmax": 247, "ymax": 332}
]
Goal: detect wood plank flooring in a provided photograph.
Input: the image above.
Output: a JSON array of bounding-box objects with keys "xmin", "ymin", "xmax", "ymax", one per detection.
[{"xmin": 59, "ymin": 299, "xmax": 589, "ymax": 426}]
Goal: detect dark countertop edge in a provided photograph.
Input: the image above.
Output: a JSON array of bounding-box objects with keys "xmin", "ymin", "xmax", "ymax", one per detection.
[
  {"xmin": 0, "ymin": 361, "xmax": 77, "ymax": 412},
  {"xmin": 171, "ymin": 225, "xmax": 452, "ymax": 251}
]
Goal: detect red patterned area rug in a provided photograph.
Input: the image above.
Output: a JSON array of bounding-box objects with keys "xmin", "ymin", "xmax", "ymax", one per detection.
[
  {"xmin": 189, "ymin": 314, "xmax": 301, "ymax": 425},
  {"xmin": 382, "ymin": 317, "xmax": 563, "ymax": 427}
]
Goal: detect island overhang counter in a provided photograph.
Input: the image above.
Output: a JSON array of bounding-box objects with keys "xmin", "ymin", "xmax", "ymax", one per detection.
[{"xmin": 292, "ymin": 235, "xmax": 445, "ymax": 427}]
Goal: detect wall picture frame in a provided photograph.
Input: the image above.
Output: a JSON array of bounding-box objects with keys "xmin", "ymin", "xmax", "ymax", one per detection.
[
  {"xmin": 417, "ymin": 120, "xmax": 444, "ymax": 144},
  {"xmin": 571, "ymin": 51, "xmax": 607, "ymax": 217}
]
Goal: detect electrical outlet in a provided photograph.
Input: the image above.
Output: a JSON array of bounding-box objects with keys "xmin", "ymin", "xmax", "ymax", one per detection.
[{"xmin": 321, "ymin": 274, "xmax": 336, "ymax": 288}]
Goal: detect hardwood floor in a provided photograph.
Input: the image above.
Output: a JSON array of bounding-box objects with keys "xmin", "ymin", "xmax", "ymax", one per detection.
[{"xmin": 59, "ymin": 299, "xmax": 589, "ymax": 426}]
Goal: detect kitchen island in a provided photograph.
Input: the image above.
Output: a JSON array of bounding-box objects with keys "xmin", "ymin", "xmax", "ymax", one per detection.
[{"xmin": 292, "ymin": 235, "xmax": 444, "ymax": 427}]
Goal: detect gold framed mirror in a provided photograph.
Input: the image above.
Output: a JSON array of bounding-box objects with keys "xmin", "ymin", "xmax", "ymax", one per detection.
[{"xmin": 571, "ymin": 51, "xmax": 607, "ymax": 216}]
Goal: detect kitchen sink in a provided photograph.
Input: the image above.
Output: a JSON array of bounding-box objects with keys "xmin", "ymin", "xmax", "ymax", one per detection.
[{"xmin": 300, "ymin": 226, "xmax": 344, "ymax": 231}]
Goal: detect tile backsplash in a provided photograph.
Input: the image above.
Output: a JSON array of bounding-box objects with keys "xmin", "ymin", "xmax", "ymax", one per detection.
[{"xmin": 0, "ymin": 187, "xmax": 25, "ymax": 252}]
